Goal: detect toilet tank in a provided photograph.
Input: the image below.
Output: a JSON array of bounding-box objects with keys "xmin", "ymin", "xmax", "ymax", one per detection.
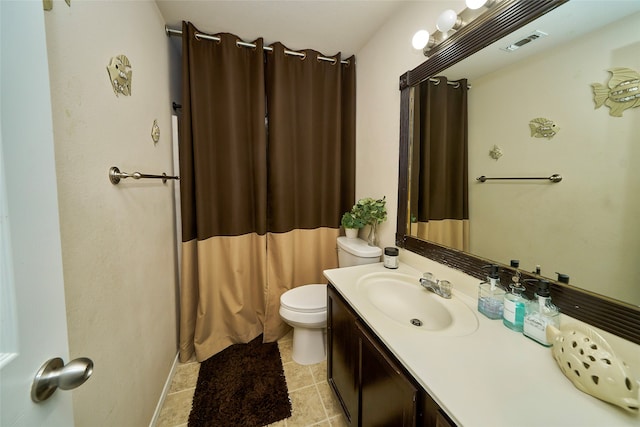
[{"xmin": 337, "ymin": 236, "xmax": 382, "ymax": 267}]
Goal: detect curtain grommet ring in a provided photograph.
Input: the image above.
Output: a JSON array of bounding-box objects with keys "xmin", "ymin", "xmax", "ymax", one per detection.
[{"xmin": 299, "ymin": 52, "xmax": 307, "ymax": 60}]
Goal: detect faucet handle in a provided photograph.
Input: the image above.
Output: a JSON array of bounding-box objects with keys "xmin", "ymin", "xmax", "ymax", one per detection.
[
  {"xmin": 422, "ymin": 272, "xmax": 435, "ymax": 281},
  {"xmin": 438, "ymin": 280, "xmax": 452, "ymax": 298}
]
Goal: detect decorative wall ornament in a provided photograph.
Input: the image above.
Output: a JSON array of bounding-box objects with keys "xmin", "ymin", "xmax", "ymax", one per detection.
[
  {"xmin": 489, "ymin": 145, "xmax": 503, "ymax": 160},
  {"xmin": 151, "ymin": 120, "xmax": 160, "ymax": 143},
  {"xmin": 591, "ymin": 67, "xmax": 640, "ymax": 117},
  {"xmin": 106, "ymin": 55, "xmax": 132, "ymax": 97},
  {"xmin": 529, "ymin": 117, "xmax": 559, "ymax": 140},
  {"xmin": 547, "ymin": 324, "xmax": 639, "ymax": 413}
]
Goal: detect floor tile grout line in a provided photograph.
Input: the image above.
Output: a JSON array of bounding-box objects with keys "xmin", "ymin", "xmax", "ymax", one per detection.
[
  {"xmin": 314, "ymin": 381, "xmax": 331, "ymax": 422},
  {"xmin": 286, "ymin": 382, "xmax": 317, "ymax": 394}
]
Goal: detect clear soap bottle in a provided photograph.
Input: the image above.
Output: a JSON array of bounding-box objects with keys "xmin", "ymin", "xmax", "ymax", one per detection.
[
  {"xmin": 503, "ymin": 260, "xmax": 528, "ymax": 332},
  {"xmin": 523, "ymin": 279, "xmax": 560, "ymax": 346},
  {"xmin": 477, "ymin": 264, "xmax": 505, "ymax": 319}
]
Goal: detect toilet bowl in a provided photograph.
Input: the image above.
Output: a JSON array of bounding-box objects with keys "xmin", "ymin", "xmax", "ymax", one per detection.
[
  {"xmin": 279, "ymin": 284, "xmax": 327, "ymax": 365},
  {"xmin": 279, "ymin": 237, "xmax": 382, "ymax": 365}
]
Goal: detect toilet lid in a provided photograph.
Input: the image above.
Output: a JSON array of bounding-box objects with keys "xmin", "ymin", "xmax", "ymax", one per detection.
[{"xmin": 280, "ymin": 284, "xmax": 327, "ymax": 313}]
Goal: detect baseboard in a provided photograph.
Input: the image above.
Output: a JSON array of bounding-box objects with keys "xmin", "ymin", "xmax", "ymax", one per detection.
[{"xmin": 149, "ymin": 352, "xmax": 180, "ymax": 427}]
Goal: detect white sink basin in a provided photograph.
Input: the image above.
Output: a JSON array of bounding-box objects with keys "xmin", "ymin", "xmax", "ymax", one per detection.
[{"xmin": 356, "ymin": 272, "xmax": 478, "ymax": 336}]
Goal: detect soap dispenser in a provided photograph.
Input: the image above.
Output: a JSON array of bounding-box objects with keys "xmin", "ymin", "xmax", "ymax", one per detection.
[
  {"xmin": 477, "ymin": 264, "xmax": 505, "ymax": 319},
  {"xmin": 523, "ymin": 279, "xmax": 560, "ymax": 346},
  {"xmin": 503, "ymin": 260, "xmax": 528, "ymax": 332}
]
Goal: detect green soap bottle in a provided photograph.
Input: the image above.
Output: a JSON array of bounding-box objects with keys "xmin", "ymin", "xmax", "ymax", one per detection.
[{"xmin": 503, "ymin": 260, "xmax": 528, "ymax": 332}]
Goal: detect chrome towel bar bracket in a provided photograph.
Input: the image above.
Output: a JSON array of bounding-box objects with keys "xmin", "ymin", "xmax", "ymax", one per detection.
[
  {"xmin": 109, "ymin": 166, "xmax": 179, "ymax": 185},
  {"xmin": 476, "ymin": 174, "xmax": 562, "ymax": 183}
]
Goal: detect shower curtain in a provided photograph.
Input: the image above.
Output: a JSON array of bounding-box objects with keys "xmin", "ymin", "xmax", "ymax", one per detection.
[
  {"xmin": 178, "ymin": 23, "xmax": 355, "ymax": 362},
  {"xmin": 411, "ymin": 76, "xmax": 469, "ymax": 251}
]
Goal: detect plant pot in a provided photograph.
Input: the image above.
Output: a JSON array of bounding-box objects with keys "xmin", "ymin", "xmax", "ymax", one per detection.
[
  {"xmin": 367, "ymin": 222, "xmax": 378, "ymax": 247},
  {"xmin": 345, "ymin": 228, "xmax": 358, "ymax": 239}
]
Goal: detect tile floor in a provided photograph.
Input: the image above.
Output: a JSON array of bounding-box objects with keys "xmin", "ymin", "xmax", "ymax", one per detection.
[{"xmin": 156, "ymin": 332, "xmax": 348, "ymax": 427}]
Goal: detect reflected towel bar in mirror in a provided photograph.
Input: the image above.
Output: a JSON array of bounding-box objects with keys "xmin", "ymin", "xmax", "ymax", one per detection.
[
  {"xmin": 476, "ymin": 174, "xmax": 562, "ymax": 183},
  {"xmin": 109, "ymin": 166, "xmax": 179, "ymax": 185}
]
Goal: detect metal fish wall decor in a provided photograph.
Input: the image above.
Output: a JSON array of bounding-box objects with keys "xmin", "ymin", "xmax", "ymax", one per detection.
[
  {"xmin": 106, "ymin": 55, "xmax": 132, "ymax": 97},
  {"xmin": 591, "ymin": 67, "xmax": 640, "ymax": 117},
  {"xmin": 529, "ymin": 118, "xmax": 559, "ymax": 140},
  {"xmin": 151, "ymin": 120, "xmax": 160, "ymax": 143},
  {"xmin": 489, "ymin": 145, "xmax": 503, "ymax": 160}
]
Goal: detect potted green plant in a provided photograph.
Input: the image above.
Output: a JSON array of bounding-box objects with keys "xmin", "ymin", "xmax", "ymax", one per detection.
[
  {"xmin": 355, "ymin": 196, "xmax": 387, "ymax": 246},
  {"xmin": 341, "ymin": 211, "xmax": 364, "ymax": 238}
]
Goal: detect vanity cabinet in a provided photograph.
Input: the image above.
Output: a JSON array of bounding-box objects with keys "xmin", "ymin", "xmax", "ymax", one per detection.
[
  {"xmin": 327, "ymin": 283, "xmax": 360, "ymax": 425},
  {"xmin": 327, "ymin": 284, "xmax": 456, "ymax": 427},
  {"xmin": 357, "ymin": 320, "xmax": 418, "ymax": 426}
]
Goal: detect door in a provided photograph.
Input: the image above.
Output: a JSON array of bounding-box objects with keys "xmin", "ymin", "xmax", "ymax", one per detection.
[{"xmin": 0, "ymin": 1, "xmax": 75, "ymax": 426}]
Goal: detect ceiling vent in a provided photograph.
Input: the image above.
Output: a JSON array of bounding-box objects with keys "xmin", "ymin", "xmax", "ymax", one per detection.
[{"xmin": 501, "ymin": 30, "xmax": 548, "ymax": 52}]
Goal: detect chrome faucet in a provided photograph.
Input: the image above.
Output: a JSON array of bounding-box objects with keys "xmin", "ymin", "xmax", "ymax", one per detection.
[{"xmin": 419, "ymin": 273, "xmax": 452, "ymax": 299}]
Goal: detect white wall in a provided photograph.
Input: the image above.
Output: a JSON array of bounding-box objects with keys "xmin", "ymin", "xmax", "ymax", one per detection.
[
  {"xmin": 355, "ymin": 0, "xmax": 464, "ymax": 248},
  {"xmin": 44, "ymin": 1, "xmax": 178, "ymax": 425}
]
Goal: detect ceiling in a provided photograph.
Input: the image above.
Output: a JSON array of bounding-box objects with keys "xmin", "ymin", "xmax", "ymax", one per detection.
[{"xmin": 155, "ymin": 0, "xmax": 407, "ymax": 57}]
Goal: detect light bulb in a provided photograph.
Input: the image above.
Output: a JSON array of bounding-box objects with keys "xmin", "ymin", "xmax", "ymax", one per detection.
[
  {"xmin": 436, "ymin": 9, "xmax": 458, "ymax": 33},
  {"xmin": 412, "ymin": 30, "xmax": 431, "ymax": 50},
  {"xmin": 465, "ymin": 0, "xmax": 488, "ymax": 10}
]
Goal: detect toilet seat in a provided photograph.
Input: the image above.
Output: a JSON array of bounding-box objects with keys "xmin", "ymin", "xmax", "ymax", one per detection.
[{"xmin": 280, "ymin": 284, "xmax": 326, "ymax": 313}]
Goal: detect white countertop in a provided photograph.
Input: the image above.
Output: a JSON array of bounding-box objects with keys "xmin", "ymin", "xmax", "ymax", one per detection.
[{"xmin": 323, "ymin": 260, "xmax": 640, "ymax": 427}]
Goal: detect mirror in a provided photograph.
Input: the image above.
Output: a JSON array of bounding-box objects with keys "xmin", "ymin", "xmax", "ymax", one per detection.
[
  {"xmin": 405, "ymin": 0, "xmax": 640, "ymax": 307},
  {"xmin": 397, "ymin": 0, "xmax": 640, "ymax": 344}
]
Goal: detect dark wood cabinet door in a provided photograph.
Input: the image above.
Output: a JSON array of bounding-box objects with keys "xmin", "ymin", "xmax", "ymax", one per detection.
[
  {"xmin": 327, "ymin": 285, "xmax": 360, "ymax": 426},
  {"xmin": 357, "ymin": 321, "xmax": 418, "ymax": 427},
  {"xmin": 422, "ymin": 390, "xmax": 457, "ymax": 427}
]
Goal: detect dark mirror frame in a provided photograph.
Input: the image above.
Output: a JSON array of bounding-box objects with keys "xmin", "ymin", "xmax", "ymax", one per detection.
[{"xmin": 396, "ymin": 0, "xmax": 640, "ymax": 345}]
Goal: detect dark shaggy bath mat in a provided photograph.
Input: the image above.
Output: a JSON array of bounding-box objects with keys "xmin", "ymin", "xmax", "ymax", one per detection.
[{"xmin": 188, "ymin": 335, "xmax": 292, "ymax": 427}]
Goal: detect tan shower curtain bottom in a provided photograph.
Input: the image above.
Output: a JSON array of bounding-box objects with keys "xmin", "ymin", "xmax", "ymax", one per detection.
[
  {"xmin": 263, "ymin": 227, "xmax": 339, "ymax": 342},
  {"xmin": 179, "ymin": 233, "xmax": 267, "ymax": 363},
  {"xmin": 179, "ymin": 227, "xmax": 339, "ymax": 362},
  {"xmin": 411, "ymin": 220, "xmax": 470, "ymax": 252}
]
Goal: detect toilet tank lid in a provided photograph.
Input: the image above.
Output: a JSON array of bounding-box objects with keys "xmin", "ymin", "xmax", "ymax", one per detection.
[{"xmin": 337, "ymin": 236, "xmax": 382, "ymax": 257}]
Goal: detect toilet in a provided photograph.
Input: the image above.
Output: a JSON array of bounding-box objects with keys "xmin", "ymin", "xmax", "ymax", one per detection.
[{"xmin": 279, "ymin": 236, "xmax": 382, "ymax": 365}]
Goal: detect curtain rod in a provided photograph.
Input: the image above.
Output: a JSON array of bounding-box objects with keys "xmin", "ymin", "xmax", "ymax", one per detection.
[{"xmin": 165, "ymin": 26, "xmax": 350, "ymax": 65}]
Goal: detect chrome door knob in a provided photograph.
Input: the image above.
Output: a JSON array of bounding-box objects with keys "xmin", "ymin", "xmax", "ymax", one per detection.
[{"xmin": 31, "ymin": 357, "xmax": 94, "ymax": 402}]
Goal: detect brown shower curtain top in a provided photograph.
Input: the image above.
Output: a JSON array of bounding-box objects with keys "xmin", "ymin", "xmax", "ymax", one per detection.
[
  {"xmin": 415, "ymin": 76, "xmax": 469, "ymax": 221},
  {"xmin": 179, "ymin": 22, "xmax": 356, "ymax": 361},
  {"xmin": 180, "ymin": 26, "xmax": 268, "ymax": 240},
  {"xmin": 265, "ymin": 42, "xmax": 355, "ymax": 232},
  {"xmin": 411, "ymin": 76, "xmax": 469, "ymax": 251}
]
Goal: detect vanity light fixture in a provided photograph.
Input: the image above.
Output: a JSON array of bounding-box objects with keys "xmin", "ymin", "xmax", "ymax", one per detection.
[
  {"xmin": 412, "ymin": 29, "xmax": 433, "ymax": 51},
  {"xmin": 436, "ymin": 9, "xmax": 463, "ymax": 33},
  {"xmin": 414, "ymin": 0, "xmax": 496, "ymax": 55},
  {"xmin": 465, "ymin": 0, "xmax": 495, "ymax": 10}
]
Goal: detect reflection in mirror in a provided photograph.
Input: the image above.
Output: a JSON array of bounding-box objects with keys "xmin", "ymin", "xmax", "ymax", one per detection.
[
  {"xmin": 409, "ymin": 77, "xmax": 469, "ymax": 252},
  {"xmin": 407, "ymin": 1, "xmax": 640, "ymax": 307}
]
